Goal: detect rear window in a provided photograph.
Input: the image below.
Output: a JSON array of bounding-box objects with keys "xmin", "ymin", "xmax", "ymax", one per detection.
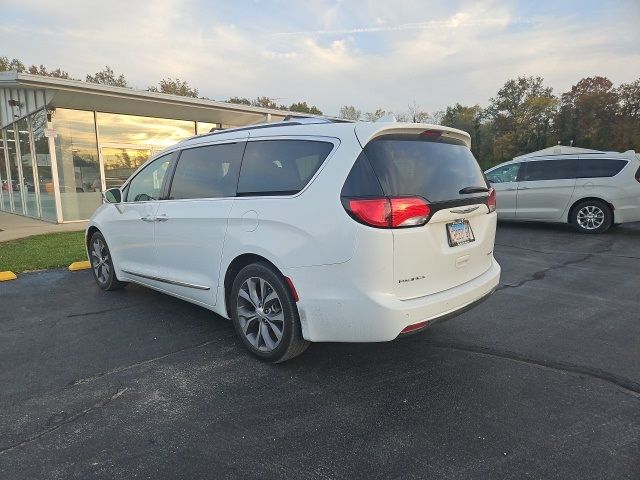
[
  {"xmin": 237, "ymin": 140, "xmax": 334, "ymax": 196},
  {"xmin": 362, "ymin": 134, "xmax": 487, "ymax": 203},
  {"xmin": 574, "ymin": 159, "xmax": 627, "ymax": 178}
]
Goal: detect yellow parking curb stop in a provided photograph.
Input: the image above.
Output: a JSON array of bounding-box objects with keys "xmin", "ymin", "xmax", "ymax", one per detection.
[
  {"xmin": 0, "ymin": 271, "xmax": 17, "ymax": 281},
  {"xmin": 68, "ymin": 261, "xmax": 91, "ymax": 271}
]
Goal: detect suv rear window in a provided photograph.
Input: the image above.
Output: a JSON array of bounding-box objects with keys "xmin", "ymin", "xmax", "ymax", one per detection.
[
  {"xmin": 361, "ymin": 134, "xmax": 487, "ymax": 203},
  {"xmin": 574, "ymin": 159, "xmax": 627, "ymax": 178},
  {"xmin": 523, "ymin": 158, "xmax": 628, "ymax": 181},
  {"xmin": 237, "ymin": 140, "xmax": 334, "ymax": 196}
]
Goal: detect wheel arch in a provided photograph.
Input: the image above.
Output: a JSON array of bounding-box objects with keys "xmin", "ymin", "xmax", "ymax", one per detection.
[
  {"xmin": 86, "ymin": 225, "xmax": 100, "ymax": 251},
  {"xmin": 567, "ymin": 196, "xmax": 613, "ymax": 224},
  {"xmin": 222, "ymin": 253, "xmax": 285, "ymax": 318}
]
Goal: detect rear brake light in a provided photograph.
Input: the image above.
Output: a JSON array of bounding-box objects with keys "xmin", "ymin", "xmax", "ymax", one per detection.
[
  {"xmin": 420, "ymin": 129, "xmax": 442, "ymax": 138},
  {"xmin": 390, "ymin": 197, "xmax": 430, "ymax": 227},
  {"xmin": 345, "ymin": 197, "xmax": 431, "ymax": 228},
  {"xmin": 486, "ymin": 188, "xmax": 496, "ymax": 213}
]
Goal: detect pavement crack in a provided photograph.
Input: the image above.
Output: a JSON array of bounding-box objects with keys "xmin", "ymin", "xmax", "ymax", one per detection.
[
  {"xmin": 69, "ymin": 339, "xmax": 215, "ymax": 386},
  {"xmin": 426, "ymin": 340, "xmax": 640, "ymax": 398},
  {"xmin": 66, "ymin": 304, "xmax": 139, "ymax": 318},
  {"xmin": 0, "ymin": 388, "xmax": 127, "ymax": 455}
]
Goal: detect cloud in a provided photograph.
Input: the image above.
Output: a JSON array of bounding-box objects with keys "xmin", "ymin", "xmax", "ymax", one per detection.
[{"xmin": 1, "ymin": 0, "xmax": 638, "ymax": 116}]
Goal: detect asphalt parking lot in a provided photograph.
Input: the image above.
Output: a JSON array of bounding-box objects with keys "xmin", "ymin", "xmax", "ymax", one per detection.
[{"xmin": 1, "ymin": 222, "xmax": 639, "ymax": 479}]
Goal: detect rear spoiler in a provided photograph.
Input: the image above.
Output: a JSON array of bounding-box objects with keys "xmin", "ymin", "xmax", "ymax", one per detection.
[{"xmin": 354, "ymin": 123, "xmax": 472, "ymax": 149}]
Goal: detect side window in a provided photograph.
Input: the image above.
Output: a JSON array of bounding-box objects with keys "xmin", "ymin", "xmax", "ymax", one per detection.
[
  {"xmin": 341, "ymin": 151, "xmax": 384, "ymax": 197},
  {"xmin": 574, "ymin": 159, "xmax": 627, "ymax": 178},
  {"xmin": 237, "ymin": 140, "xmax": 334, "ymax": 196},
  {"xmin": 522, "ymin": 160, "xmax": 576, "ymax": 181},
  {"xmin": 126, "ymin": 154, "xmax": 171, "ymax": 202},
  {"xmin": 486, "ymin": 164, "xmax": 520, "ymax": 183},
  {"xmin": 169, "ymin": 142, "xmax": 244, "ymax": 200}
]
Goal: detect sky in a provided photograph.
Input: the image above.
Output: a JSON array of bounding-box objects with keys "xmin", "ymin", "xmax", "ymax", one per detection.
[{"xmin": 1, "ymin": 0, "xmax": 639, "ymax": 116}]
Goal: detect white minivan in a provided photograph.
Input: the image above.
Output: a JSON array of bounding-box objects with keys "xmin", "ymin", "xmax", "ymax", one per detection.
[
  {"xmin": 87, "ymin": 119, "xmax": 500, "ymax": 362},
  {"xmin": 485, "ymin": 149, "xmax": 640, "ymax": 233}
]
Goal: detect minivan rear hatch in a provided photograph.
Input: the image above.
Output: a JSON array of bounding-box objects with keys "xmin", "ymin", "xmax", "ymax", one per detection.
[{"xmin": 354, "ymin": 125, "xmax": 496, "ymax": 299}]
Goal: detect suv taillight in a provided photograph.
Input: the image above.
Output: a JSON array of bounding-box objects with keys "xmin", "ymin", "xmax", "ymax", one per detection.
[
  {"xmin": 486, "ymin": 188, "xmax": 496, "ymax": 213},
  {"xmin": 635, "ymin": 166, "xmax": 640, "ymax": 183},
  {"xmin": 344, "ymin": 197, "xmax": 431, "ymax": 228}
]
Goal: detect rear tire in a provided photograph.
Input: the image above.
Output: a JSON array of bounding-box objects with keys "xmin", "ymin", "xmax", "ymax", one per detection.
[
  {"xmin": 88, "ymin": 232, "xmax": 127, "ymax": 291},
  {"xmin": 570, "ymin": 200, "xmax": 613, "ymax": 234},
  {"xmin": 230, "ymin": 263, "xmax": 309, "ymax": 363}
]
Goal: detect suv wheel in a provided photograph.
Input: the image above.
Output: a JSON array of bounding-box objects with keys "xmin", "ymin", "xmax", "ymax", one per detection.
[
  {"xmin": 571, "ymin": 200, "xmax": 613, "ymax": 234},
  {"xmin": 89, "ymin": 232, "xmax": 127, "ymax": 291},
  {"xmin": 230, "ymin": 263, "xmax": 309, "ymax": 362}
]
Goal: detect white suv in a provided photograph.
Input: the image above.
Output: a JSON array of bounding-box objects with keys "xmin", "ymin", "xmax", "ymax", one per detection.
[
  {"xmin": 87, "ymin": 119, "xmax": 501, "ymax": 362},
  {"xmin": 485, "ymin": 149, "xmax": 640, "ymax": 233}
]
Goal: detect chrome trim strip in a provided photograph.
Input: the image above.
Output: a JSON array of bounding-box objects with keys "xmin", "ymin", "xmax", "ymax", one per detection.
[
  {"xmin": 121, "ymin": 270, "xmax": 210, "ymax": 290},
  {"xmin": 450, "ymin": 205, "xmax": 480, "ymax": 214}
]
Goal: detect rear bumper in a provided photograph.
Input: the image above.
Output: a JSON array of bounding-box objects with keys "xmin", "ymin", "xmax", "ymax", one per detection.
[
  {"xmin": 613, "ymin": 203, "xmax": 640, "ymax": 224},
  {"xmin": 287, "ymin": 258, "xmax": 501, "ymax": 342}
]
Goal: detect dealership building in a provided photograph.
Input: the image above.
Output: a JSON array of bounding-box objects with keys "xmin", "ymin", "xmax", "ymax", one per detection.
[{"xmin": 0, "ymin": 72, "xmax": 289, "ymax": 223}]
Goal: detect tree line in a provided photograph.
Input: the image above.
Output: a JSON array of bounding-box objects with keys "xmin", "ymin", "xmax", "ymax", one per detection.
[
  {"xmin": 0, "ymin": 56, "xmax": 324, "ymax": 116},
  {"xmin": 339, "ymin": 75, "xmax": 640, "ymax": 167},
  {"xmin": 2, "ymin": 55, "xmax": 638, "ymax": 167}
]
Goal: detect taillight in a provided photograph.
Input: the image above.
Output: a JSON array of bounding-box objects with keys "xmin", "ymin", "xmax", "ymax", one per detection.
[
  {"xmin": 635, "ymin": 166, "xmax": 640, "ymax": 183},
  {"xmin": 344, "ymin": 197, "xmax": 431, "ymax": 228},
  {"xmin": 486, "ymin": 188, "xmax": 496, "ymax": 213}
]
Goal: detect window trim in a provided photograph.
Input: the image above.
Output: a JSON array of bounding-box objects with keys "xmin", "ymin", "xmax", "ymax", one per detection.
[{"xmin": 234, "ymin": 135, "xmax": 340, "ymax": 199}]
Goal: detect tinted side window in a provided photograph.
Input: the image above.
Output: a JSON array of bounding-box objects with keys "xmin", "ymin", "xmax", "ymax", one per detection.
[
  {"xmin": 522, "ymin": 160, "xmax": 576, "ymax": 181},
  {"xmin": 486, "ymin": 164, "xmax": 520, "ymax": 183},
  {"xmin": 237, "ymin": 140, "xmax": 334, "ymax": 195},
  {"xmin": 126, "ymin": 154, "xmax": 171, "ymax": 202},
  {"xmin": 169, "ymin": 142, "xmax": 244, "ymax": 200},
  {"xmin": 341, "ymin": 151, "xmax": 384, "ymax": 197},
  {"xmin": 574, "ymin": 159, "xmax": 627, "ymax": 178}
]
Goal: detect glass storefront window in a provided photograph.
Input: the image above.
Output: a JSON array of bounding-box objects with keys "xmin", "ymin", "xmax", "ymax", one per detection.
[
  {"xmin": 5, "ymin": 125, "xmax": 22, "ymax": 214},
  {"xmin": 53, "ymin": 109, "xmax": 101, "ymax": 221},
  {"xmin": 96, "ymin": 112, "xmax": 195, "ymax": 148},
  {"xmin": 31, "ymin": 110, "xmax": 57, "ymax": 221},
  {"xmin": 102, "ymin": 147, "xmax": 152, "ymax": 189},
  {"xmin": 17, "ymin": 118, "xmax": 38, "ymax": 217}
]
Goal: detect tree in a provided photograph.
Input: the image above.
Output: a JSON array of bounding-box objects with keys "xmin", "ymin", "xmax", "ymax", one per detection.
[
  {"xmin": 86, "ymin": 66, "xmax": 128, "ymax": 87},
  {"xmin": 396, "ymin": 101, "xmax": 430, "ymax": 123},
  {"xmin": 0, "ymin": 56, "xmax": 26, "ymax": 72},
  {"xmin": 441, "ymin": 103, "xmax": 485, "ymax": 160},
  {"xmin": 228, "ymin": 96, "xmax": 251, "ymax": 105},
  {"xmin": 486, "ymin": 76, "xmax": 558, "ymax": 162},
  {"xmin": 614, "ymin": 79, "xmax": 640, "ymax": 150},
  {"xmin": 27, "ymin": 64, "xmax": 72, "ymax": 79},
  {"xmin": 339, "ymin": 105, "xmax": 361, "ymax": 121},
  {"xmin": 251, "ymin": 96, "xmax": 278, "ymax": 109},
  {"xmin": 364, "ymin": 108, "xmax": 387, "ymax": 122},
  {"xmin": 556, "ymin": 76, "xmax": 618, "ymax": 150},
  {"xmin": 148, "ymin": 78, "xmax": 198, "ymax": 97},
  {"xmin": 289, "ymin": 101, "xmax": 323, "ymax": 115}
]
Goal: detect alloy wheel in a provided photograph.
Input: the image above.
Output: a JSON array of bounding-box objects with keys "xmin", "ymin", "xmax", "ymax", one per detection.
[
  {"xmin": 90, "ymin": 237, "xmax": 111, "ymax": 285},
  {"xmin": 576, "ymin": 205, "xmax": 605, "ymax": 230},
  {"xmin": 236, "ymin": 277, "xmax": 284, "ymax": 352}
]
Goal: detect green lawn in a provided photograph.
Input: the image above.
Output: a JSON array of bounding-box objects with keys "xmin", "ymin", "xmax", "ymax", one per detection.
[{"xmin": 0, "ymin": 231, "xmax": 87, "ymax": 273}]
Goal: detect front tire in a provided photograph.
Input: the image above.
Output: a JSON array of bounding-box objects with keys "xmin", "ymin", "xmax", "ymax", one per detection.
[
  {"xmin": 230, "ymin": 263, "xmax": 309, "ymax": 363},
  {"xmin": 571, "ymin": 200, "xmax": 613, "ymax": 234},
  {"xmin": 88, "ymin": 232, "xmax": 127, "ymax": 291}
]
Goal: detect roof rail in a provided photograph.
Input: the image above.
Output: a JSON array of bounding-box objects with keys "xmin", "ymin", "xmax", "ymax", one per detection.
[{"xmin": 183, "ymin": 115, "xmax": 353, "ymax": 141}]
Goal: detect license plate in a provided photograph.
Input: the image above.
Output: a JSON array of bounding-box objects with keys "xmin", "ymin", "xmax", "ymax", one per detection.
[{"xmin": 446, "ymin": 219, "xmax": 475, "ymax": 247}]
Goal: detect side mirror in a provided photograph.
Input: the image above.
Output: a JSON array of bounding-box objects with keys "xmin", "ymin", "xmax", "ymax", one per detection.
[{"xmin": 103, "ymin": 188, "xmax": 122, "ymax": 204}]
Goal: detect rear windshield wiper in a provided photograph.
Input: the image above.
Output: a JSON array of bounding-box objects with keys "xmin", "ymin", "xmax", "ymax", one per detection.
[{"xmin": 459, "ymin": 186, "xmax": 490, "ymax": 194}]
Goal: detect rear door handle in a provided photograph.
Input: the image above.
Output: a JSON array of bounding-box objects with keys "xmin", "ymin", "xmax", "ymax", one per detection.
[
  {"xmin": 519, "ymin": 187, "xmax": 530, "ymax": 190},
  {"xmin": 156, "ymin": 214, "xmax": 169, "ymax": 222},
  {"xmin": 505, "ymin": 188, "xmax": 517, "ymax": 191},
  {"xmin": 140, "ymin": 216, "xmax": 155, "ymax": 222}
]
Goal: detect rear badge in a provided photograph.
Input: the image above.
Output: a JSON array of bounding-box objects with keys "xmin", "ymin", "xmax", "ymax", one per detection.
[{"xmin": 399, "ymin": 275, "xmax": 426, "ymax": 284}]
